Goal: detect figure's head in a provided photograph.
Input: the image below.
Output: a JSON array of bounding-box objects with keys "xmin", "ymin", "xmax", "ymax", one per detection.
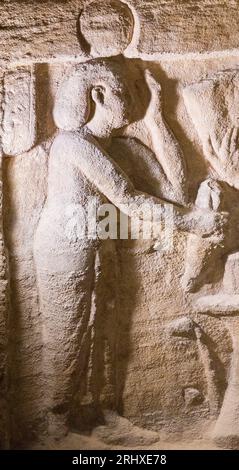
[{"xmin": 53, "ymin": 58, "xmax": 140, "ymax": 134}]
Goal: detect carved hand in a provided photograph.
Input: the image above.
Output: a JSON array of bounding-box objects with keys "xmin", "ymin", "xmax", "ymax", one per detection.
[
  {"xmin": 211, "ymin": 127, "xmax": 239, "ymax": 164},
  {"xmin": 188, "ymin": 207, "xmax": 229, "ymax": 238}
]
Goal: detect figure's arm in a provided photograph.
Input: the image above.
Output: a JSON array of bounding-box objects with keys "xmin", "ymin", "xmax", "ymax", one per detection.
[
  {"xmin": 144, "ymin": 71, "xmax": 188, "ymax": 205},
  {"xmin": 52, "ymin": 132, "xmax": 227, "ymax": 237}
]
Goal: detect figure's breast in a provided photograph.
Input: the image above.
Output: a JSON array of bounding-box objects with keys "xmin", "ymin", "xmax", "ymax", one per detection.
[{"xmin": 47, "ymin": 146, "xmax": 105, "ymax": 206}]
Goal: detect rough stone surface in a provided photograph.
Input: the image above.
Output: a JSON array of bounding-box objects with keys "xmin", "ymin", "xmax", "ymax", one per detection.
[
  {"xmin": 0, "ymin": 0, "xmax": 239, "ymax": 451},
  {"xmin": 1, "ymin": 1, "xmax": 239, "ymax": 65}
]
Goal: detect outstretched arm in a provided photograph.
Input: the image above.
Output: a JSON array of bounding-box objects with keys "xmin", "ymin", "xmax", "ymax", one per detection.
[
  {"xmin": 51, "ymin": 132, "xmax": 227, "ymax": 237},
  {"xmin": 144, "ymin": 71, "xmax": 188, "ymax": 205}
]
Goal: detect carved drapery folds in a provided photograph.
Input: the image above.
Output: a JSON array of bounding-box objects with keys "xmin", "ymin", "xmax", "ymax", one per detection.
[{"xmin": 0, "ymin": 0, "xmax": 239, "ymax": 450}]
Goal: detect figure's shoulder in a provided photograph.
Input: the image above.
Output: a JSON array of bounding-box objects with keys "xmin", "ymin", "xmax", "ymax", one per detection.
[{"xmin": 51, "ymin": 130, "xmax": 92, "ymax": 156}]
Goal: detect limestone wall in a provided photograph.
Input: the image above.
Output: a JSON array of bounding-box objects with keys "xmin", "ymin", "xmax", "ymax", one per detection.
[{"xmin": 0, "ymin": 0, "xmax": 239, "ymax": 449}]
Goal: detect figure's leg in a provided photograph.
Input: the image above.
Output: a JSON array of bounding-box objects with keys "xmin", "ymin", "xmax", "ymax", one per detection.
[
  {"xmin": 70, "ymin": 240, "xmax": 120, "ymax": 432},
  {"xmin": 34, "ymin": 234, "xmax": 97, "ymax": 438},
  {"xmin": 182, "ymin": 179, "xmax": 226, "ymax": 293}
]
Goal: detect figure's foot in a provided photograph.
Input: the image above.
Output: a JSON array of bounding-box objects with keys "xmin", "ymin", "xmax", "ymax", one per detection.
[{"xmin": 212, "ymin": 422, "xmax": 239, "ymax": 450}]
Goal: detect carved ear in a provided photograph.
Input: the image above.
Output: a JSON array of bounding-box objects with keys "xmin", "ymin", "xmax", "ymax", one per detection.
[{"xmin": 91, "ymin": 86, "xmax": 105, "ymax": 106}]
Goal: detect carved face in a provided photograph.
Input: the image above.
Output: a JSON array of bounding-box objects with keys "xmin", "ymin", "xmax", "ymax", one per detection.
[
  {"xmin": 53, "ymin": 59, "xmax": 142, "ymax": 132},
  {"xmin": 91, "ymin": 80, "xmax": 135, "ymax": 130}
]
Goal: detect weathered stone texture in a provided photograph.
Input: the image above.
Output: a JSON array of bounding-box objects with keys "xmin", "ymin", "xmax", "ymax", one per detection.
[
  {"xmin": 1, "ymin": 0, "xmax": 239, "ymax": 451},
  {"xmin": 0, "ymin": 1, "xmax": 239, "ymax": 65}
]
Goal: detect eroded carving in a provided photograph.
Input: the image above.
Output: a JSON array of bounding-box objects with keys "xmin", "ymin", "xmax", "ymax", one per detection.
[
  {"xmin": 79, "ymin": 0, "xmax": 135, "ymax": 57},
  {"xmin": 0, "ymin": 11, "xmax": 238, "ymax": 448},
  {"xmin": 167, "ymin": 317, "xmax": 221, "ymax": 416},
  {"xmin": 33, "ymin": 56, "xmax": 227, "ymax": 438},
  {"xmin": 182, "ymin": 70, "xmax": 239, "ymax": 447},
  {"xmin": 183, "ymin": 71, "xmax": 239, "ymax": 190},
  {"xmin": 182, "ymin": 71, "xmax": 239, "ymax": 292},
  {"xmin": 2, "ymin": 68, "xmax": 36, "ymax": 156},
  {"xmin": 194, "ymin": 297, "xmax": 239, "ymax": 449}
]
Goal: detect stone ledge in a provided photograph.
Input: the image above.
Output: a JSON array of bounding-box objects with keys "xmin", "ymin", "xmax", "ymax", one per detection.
[{"xmin": 0, "ymin": 1, "xmax": 239, "ymax": 64}]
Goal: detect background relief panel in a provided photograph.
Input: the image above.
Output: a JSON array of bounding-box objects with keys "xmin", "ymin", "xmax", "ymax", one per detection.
[
  {"xmin": 0, "ymin": 0, "xmax": 239, "ymax": 453},
  {"xmin": 1, "ymin": 68, "xmax": 36, "ymax": 157}
]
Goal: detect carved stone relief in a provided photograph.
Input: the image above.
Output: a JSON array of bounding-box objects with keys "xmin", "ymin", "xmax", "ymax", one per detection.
[{"xmin": 1, "ymin": 0, "xmax": 239, "ymax": 451}]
